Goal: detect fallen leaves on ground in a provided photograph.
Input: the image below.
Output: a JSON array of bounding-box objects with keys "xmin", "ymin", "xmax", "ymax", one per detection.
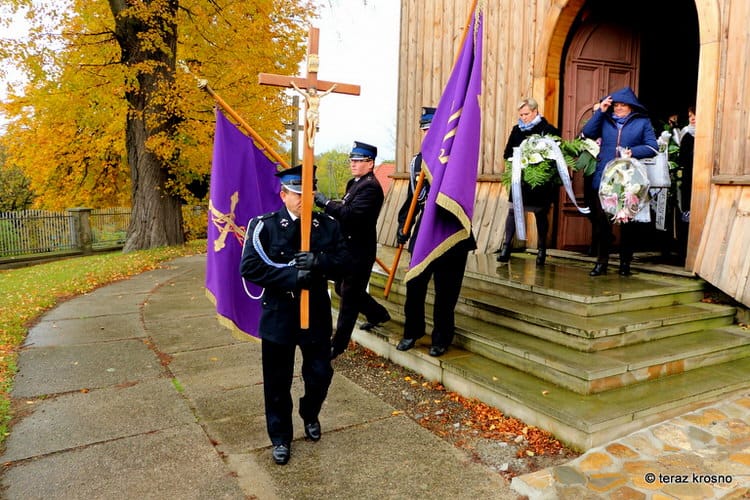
[{"xmin": 334, "ymin": 343, "xmax": 578, "ymax": 479}]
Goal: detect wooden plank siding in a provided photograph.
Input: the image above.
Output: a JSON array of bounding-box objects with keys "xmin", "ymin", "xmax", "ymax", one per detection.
[
  {"xmin": 380, "ymin": 0, "xmax": 750, "ymax": 308},
  {"xmin": 697, "ymin": 186, "xmax": 750, "ymax": 305},
  {"xmin": 695, "ymin": 0, "xmax": 750, "ymax": 306},
  {"xmin": 380, "ymin": 0, "xmax": 560, "ymax": 254},
  {"xmin": 715, "ymin": 0, "xmax": 750, "ymax": 179}
]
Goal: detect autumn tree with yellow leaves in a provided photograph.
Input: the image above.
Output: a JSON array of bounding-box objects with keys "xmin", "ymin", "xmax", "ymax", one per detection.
[{"xmin": 0, "ymin": 0, "xmax": 315, "ymax": 251}]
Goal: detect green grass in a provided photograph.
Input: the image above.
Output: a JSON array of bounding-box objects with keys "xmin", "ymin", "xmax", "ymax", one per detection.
[
  {"xmin": 0, "ymin": 240, "xmax": 207, "ymax": 443},
  {"xmin": 171, "ymin": 378, "xmax": 185, "ymax": 393}
]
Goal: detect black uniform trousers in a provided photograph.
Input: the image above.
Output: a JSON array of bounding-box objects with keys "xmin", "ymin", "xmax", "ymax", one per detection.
[
  {"xmin": 590, "ymin": 195, "xmax": 637, "ymax": 265},
  {"xmin": 332, "ymin": 255, "xmax": 389, "ymax": 353},
  {"xmin": 402, "ymin": 243, "xmax": 469, "ymax": 348},
  {"xmin": 261, "ymin": 338, "xmax": 333, "ymax": 446}
]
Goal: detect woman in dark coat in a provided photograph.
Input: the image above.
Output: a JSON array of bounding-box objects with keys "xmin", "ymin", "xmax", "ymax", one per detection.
[
  {"xmin": 496, "ymin": 98, "xmax": 560, "ymax": 266},
  {"xmin": 581, "ymin": 86, "xmax": 658, "ymax": 276}
]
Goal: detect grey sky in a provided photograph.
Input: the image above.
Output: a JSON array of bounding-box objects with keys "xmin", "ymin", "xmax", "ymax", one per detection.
[{"xmin": 305, "ymin": 0, "xmax": 400, "ymax": 160}]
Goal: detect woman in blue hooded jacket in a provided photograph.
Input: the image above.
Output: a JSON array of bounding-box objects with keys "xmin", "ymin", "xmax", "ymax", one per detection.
[{"xmin": 581, "ymin": 87, "xmax": 658, "ymax": 276}]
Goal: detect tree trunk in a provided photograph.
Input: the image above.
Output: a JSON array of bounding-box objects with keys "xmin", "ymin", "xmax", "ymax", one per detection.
[
  {"xmin": 123, "ymin": 113, "xmax": 184, "ymax": 252},
  {"xmin": 110, "ymin": 0, "xmax": 185, "ymax": 252}
]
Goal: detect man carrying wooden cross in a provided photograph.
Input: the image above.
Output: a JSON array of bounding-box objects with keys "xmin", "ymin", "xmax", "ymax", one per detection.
[
  {"xmin": 251, "ymin": 26, "xmax": 360, "ymax": 465},
  {"xmin": 240, "ymin": 165, "xmax": 349, "ymax": 465},
  {"xmin": 259, "ymin": 26, "xmax": 359, "ymax": 330}
]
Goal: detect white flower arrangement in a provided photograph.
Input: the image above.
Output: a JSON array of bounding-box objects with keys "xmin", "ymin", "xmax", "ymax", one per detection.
[
  {"xmin": 505, "ymin": 135, "xmax": 591, "ymax": 240},
  {"xmin": 599, "ymin": 158, "xmax": 651, "ymax": 223},
  {"xmin": 657, "ymin": 130, "xmax": 672, "ymax": 151},
  {"xmin": 502, "ymin": 134, "xmax": 571, "ymax": 188}
]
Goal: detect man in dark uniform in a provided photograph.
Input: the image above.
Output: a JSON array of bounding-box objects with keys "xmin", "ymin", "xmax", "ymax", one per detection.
[
  {"xmin": 395, "ymin": 107, "xmax": 477, "ymax": 357},
  {"xmin": 314, "ymin": 141, "xmax": 391, "ymax": 359},
  {"xmin": 240, "ymin": 165, "xmax": 349, "ymax": 465}
]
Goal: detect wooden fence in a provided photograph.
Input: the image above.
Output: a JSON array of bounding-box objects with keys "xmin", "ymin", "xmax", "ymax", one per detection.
[{"xmin": 0, "ymin": 208, "xmax": 131, "ymax": 258}]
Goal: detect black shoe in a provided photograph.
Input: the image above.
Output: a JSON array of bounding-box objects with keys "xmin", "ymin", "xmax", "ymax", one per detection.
[
  {"xmin": 536, "ymin": 249, "xmax": 546, "ymax": 266},
  {"xmin": 618, "ymin": 262, "xmax": 632, "ymax": 276},
  {"xmin": 361, "ymin": 311, "xmax": 391, "ymax": 331},
  {"xmin": 429, "ymin": 345, "xmax": 447, "ymax": 357},
  {"xmin": 496, "ymin": 246, "xmax": 511, "ymax": 262},
  {"xmin": 589, "ymin": 263, "xmax": 608, "ymax": 276},
  {"xmin": 304, "ymin": 420, "xmax": 321, "ymax": 441},
  {"xmin": 272, "ymin": 443, "xmax": 290, "ymax": 465},
  {"xmin": 396, "ymin": 338, "xmax": 417, "ymax": 351}
]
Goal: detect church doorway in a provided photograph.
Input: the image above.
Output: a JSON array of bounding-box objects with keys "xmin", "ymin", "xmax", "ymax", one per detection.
[{"xmin": 555, "ymin": 0, "xmax": 700, "ymax": 262}]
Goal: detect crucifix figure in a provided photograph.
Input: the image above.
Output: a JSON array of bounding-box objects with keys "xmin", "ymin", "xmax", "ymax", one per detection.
[
  {"xmin": 290, "ymin": 82, "xmax": 336, "ymax": 148},
  {"xmin": 259, "ymin": 26, "xmax": 360, "ymax": 329}
]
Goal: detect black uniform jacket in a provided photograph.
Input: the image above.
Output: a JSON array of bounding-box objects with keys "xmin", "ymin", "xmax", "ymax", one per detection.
[
  {"xmin": 239, "ymin": 207, "xmax": 349, "ymax": 345},
  {"xmin": 323, "ymin": 171, "xmax": 383, "ymax": 266}
]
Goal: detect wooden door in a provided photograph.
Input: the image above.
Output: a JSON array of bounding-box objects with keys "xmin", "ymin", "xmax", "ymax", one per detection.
[{"xmin": 556, "ymin": 22, "xmax": 640, "ymax": 251}]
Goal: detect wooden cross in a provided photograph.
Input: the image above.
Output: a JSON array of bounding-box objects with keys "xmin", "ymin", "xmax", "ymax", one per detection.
[{"xmin": 259, "ymin": 26, "xmax": 360, "ymax": 329}]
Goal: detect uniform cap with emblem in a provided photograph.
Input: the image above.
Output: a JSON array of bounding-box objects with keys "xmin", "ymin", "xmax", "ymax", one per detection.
[
  {"xmin": 419, "ymin": 106, "xmax": 436, "ymax": 130},
  {"xmin": 349, "ymin": 141, "xmax": 377, "ymax": 160},
  {"xmin": 275, "ymin": 164, "xmax": 317, "ymax": 194}
]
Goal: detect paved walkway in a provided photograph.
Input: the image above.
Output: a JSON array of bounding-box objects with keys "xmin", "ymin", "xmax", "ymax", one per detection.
[
  {"xmin": 2, "ymin": 254, "xmax": 750, "ymax": 499},
  {"xmin": 0, "ymin": 255, "xmax": 509, "ymax": 499}
]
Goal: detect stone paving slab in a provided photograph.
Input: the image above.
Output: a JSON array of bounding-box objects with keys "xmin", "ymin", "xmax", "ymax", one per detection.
[
  {"xmin": 199, "ymin": 372, "xmax": 401, "ymax": 454},
  {"xmin": 244, "ymin": 415, "xmax": 509, "ymax": 500},
  {"xmin": 144, "ymin": 314, "xmax": 239, "ymax": 353},
  {"xmin": 167, "ymin": 342, "xmax": 263, "ymax": 387},
  {"xmin": 141, "ymin": 287, "xmax": 215, "ymax": 320},
  {"xmin": 25, "ymin": 312, "xmax": 144, "ymax": 346},
  {"xmin": 40, "ymin": 290, "xmax": 148, "ymax": 321},
  {"xmin": 2, "ymin": 378, "xmax": 194, "ymax": 462},
  {"xmin": 11, "ymin": 339, "xmax": 163, "ymax": 397},
  {"xmin": 512, "ymin": 391, "xmax": 750, "ymax": 499},
  {"xmin": 2, "ymin": 425, "xmax": 244, "ymax": 500}
]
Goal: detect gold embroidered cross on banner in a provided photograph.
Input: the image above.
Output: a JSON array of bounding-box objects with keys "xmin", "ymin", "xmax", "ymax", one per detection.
[{"xmin": 209, "ymin": 192, "xmax": 244, "ymax": 252}]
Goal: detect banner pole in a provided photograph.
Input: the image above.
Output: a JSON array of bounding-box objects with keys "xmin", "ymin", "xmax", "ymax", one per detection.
[
  {"xmin": 201, "ymin": 83, "xmax": 290, "ymax": 170},
  {"xmin": 179, "ymin": 61, "xmax": 290, "ymax": 170},
  {"xmin": 384, "ymin": 171, "xmax": 425, "ymax": 298}
]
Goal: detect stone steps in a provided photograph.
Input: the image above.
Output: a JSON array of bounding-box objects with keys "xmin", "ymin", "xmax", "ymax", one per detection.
[
  {"xmin": 458, "ymin": 256, "xmax": 707, "ymax": 316},
  {"xmin": 340, "ymin": 249, "xmax": 750, "ymax": 450},
  {"xmin": 358, "ymin": 283, "xmax": 750, "ymax": 395},
  {"xmin": 374, "ymin": 270, "xmax": 736, "ymax": 352}
]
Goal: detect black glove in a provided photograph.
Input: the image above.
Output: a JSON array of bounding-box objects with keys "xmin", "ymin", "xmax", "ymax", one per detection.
[
  {"xmin": 314, "ymin": 192, "xmax": 329, "ymax": 208},
  {"xmin": 396, "ymin": 226, "xmax": 410, "ymax": 246},
  {"xmin": 294, "ymin": 251, "xmax": 318, "ymax": 271},
  {"xmin": 296, "ymin": 269, "xmax": 312, "ymax": 289}
]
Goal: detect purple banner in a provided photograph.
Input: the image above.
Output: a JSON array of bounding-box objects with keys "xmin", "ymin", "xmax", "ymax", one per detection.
[
  {"xmin": 406, "ymin": 8, "xmax": 483, "ymax": 281},
  {"xmin": 205, "ymin": 109, "xmax": 282, "ymax": 338}
]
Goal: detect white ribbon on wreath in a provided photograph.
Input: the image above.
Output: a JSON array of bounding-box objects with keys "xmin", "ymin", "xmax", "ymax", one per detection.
[{"xmin": 510, "ymin": 136, "xmax": 590, "ymax": 241}]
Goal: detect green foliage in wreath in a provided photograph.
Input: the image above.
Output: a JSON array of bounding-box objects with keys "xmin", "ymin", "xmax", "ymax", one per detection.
[{"xmin": 500, "ymin": 135, "xmax": 590, "ymax": 189}]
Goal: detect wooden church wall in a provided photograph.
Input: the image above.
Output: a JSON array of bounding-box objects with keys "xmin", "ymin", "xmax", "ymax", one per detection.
[
  {"xmin": 695, "ymin": 0, "xmax": 750, "ymax": 306},
  {"xmin": 378, "ymin": 0, "xmax": 559, "ymax": 254},
  {"xmin": 379, "ymin": 0, "xmax": 750, "ymax": 309}
]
